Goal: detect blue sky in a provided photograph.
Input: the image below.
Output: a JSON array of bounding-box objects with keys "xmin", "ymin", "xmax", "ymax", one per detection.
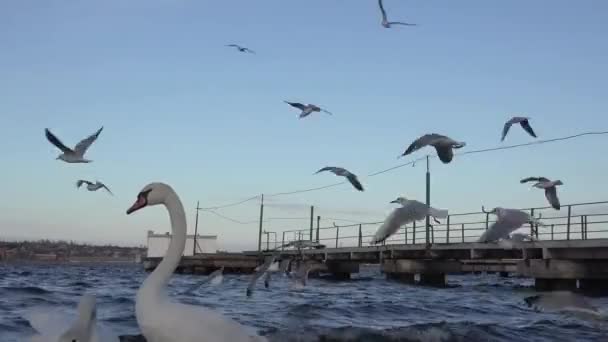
[{"xmin": 1, "ymin": 0, "xmax": 607, "ymax": 251}]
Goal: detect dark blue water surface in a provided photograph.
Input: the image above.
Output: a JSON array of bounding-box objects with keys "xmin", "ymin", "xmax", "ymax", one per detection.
[{"xmin": 1, "ymin": 263, "xmax": 607, "ymax": 341}]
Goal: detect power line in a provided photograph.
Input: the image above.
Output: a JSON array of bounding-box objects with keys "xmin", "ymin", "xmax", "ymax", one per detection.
[
  {"xmin": 201, "ymin": 130, "xmax": 608, "ymax": 209},
  {"xmin": 198, "ymin": 195, "xmax": 261, "ymax": 210},
  {"xmin": 203, "ymin": 210, "xmax": 365, "ymax": 225}
]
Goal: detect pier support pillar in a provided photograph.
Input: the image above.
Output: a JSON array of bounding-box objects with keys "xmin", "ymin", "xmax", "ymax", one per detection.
[
  {"xmin": 578, "ymin": 279, "xmax": 608, "ymax": 293},
  {"xmin": 535, "ymin": 278, "xmax": 577, "ymax": 291},
  {"xmin": 419, "ymin": 273, "xmax": 446, "ymax": 287},
  {"xmin": 325, "ymin": 261, "xmax": 359, "ymax": 279},
  {"xmin": 499, "ymin": 271, "xmax": 509, "ymax": 278},
  {"xmin": 386, "ymin": 272, "xmax": 415, "ymax": 284}
]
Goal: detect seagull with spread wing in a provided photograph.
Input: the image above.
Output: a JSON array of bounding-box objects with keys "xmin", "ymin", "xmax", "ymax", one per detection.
[
  {"xmin": 478, "ymin": 206, "xmax": 542, "ymax": 243},
  {"xmin": 400, "ymin": 133, "xmax": 466, "ymax": 164},
  {"xmin": 226, "ymin": 44, "xmax": 255, "ymax": 54},
  {"xmin": 284, "ymin": 101, "xmax": 333, "ymax": 119},
  {"xmin": 377, "ymin": 0, "xmax": 417, "ymax": 28},
  {"xmin": 76, "ymin": 180, "xmax": 113, "ymax": 195},
  {"xmin": 520, "ymin": 177, "xmax": 563, "ymax": 210},
  {"xmin": 501, "ymin": 116, "xmax": 537, "ymax": 141},
  {"xmin": 315, "ymin": 166, "xmax": 364, "ymax": 191},
  {"xmin": 45, "ymin": 127, "xmax": 103, "ymax": 163}
]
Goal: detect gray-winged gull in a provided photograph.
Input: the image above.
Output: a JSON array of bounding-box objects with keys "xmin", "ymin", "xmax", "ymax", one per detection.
[
  {"xmin": 226, "ymin": 44, "xmax": 255, "ymax": 54},
  {"xmin": 520, "ymin": 176, "xmax": 563, "ymax": 210},
  {"xmin": 45, "ymin": 127, "xmax": 103, "ymax": 163},
  {"xmin": 284, "ymin": 101, "xmax": 333, "ymax": 119},
  {"xmin": 478, "ymin": 206, "xmax": 542, "ymax": 243},
  {"xmin": 501, "ymin": 116, "xmax": 537, "ymax": 141},
  {"xmin": 400, "ymin": 133, "xmax": 466, "ymax": 164},
  {"xmin": 246, "ymin": 253, "xmax": 278, "ymax": 297},
  {"xmin": 315, "ymin": 166, "xmax": 364, "ymax": 191},
  {"xmin": 377, "ymin": 0, "xmax": 417, "ymax": 28},
  {"xmin": 76, "ymin": 180, "xmax": 113, "ymax": 195},
  {"xmin": 370, "ymin": 197, "xmax": 448, "ymax": 244}
]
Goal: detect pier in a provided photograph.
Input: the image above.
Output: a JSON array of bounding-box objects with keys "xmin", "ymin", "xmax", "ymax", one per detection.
[{"xmin": 143, "ymin": 200, "xmax": 608, "ymax": 292}]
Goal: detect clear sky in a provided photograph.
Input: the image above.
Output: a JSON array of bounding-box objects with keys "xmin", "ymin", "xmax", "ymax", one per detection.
[{"xmin": 1, "ymin": 0, "xmax": 607, "ymax": 251}]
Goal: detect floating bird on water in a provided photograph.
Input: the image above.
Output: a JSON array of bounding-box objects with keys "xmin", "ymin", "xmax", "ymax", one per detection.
[
  {"xmin": 226, "ymin": 44, "xmax": 255, "ymax": 54},
  {"xmin": 284, "ymin": 101, "xmax": 333, "ymax": 119},
  {"xmin": 315, "ymin": 166, "xmax": 364, "ymax": 191},
  {"xmin": 401, "ymin": 133, "xmax": 465, "ymax": 164},
  {"xmin": 45, "ymin": 127, "xmax": 103, "ymax": 163},
  {"xmin": 370, "ymin": 197, "xmax": 448, "ymax": 244},
  {"xmin": 478, "ymin": 207, "xmax": 542, "ymax": 243},
  {"xmin": 76, "ymin": 180, "xmax": 113, "ymax": 195},
  {"xmin": 520, "ymin": 177, "xmax": 563, "ymax": 210},
  {"xmin": 377, "ymin": 0, "xmax": 417, "ymax": 28},
  {"xmin": 501, "ymin": 116, "xmax": 537, "ymax": 141}
]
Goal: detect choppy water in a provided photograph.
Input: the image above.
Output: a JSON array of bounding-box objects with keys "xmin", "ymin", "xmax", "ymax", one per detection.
[{"xmin": 1, "ymin": 263, "xmax": 607, "ymax": 341}]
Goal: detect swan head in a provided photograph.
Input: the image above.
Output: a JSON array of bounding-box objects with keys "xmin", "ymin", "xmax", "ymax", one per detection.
[{"xmin": 126, "ymin": 182, "xmax": 172, "ymax": 215}]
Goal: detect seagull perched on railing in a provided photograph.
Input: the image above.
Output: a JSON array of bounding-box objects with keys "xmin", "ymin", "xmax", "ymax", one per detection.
[
  {"xmin": 478, "ymin": 206, "xmax": 542, "ymax": 243},
  {"xmin": 76, "ymin": 180, "xmax": 113, "ymax": 195},
  {"xmin": 45, "ymin": 127, "xmax": 103, "ymax": 163},
  {"xmin": 377, "ymin": 0, "xmax": 417, "ymax": 28},
  {"xmin": 370, "ymin": 197, "xmax": 448, "ymax": 244},
  {"xmin": 226, "ymin": 44, "xmax": 255, "ymax": 54},
  {"xmin": 315, "ymin": 166, "xmax": 364, "ymax": 191},
  {"xmin": 400, "ymin": 133, "xmax": 466, "ymax": 164},
  {"xmin": 520, "ymin": 177, "xmax": 563, "ymax": 210},
  {"xmin": 284, "ymin": 101, "xmax": 333, "ymax": 119},
  {"xmin": 501, "ymin": 116, "xmax": 537, "ymax": 141}
]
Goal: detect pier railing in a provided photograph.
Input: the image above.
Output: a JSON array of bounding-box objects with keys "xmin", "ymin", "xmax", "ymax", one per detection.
[{"xmin": 279, "ymin": 201, "xmax": 608, "ymax": 249}]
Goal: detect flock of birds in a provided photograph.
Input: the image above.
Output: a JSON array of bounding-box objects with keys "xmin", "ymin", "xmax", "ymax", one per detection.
[{"xmin": 30, "ymin": 1, "xmax": 575, "ymax": 341}]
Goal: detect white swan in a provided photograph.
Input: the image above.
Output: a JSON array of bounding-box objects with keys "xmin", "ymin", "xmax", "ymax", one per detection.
[{"xmin": 126, "ymin": 182, "xmax": 267, "ymax": 342}]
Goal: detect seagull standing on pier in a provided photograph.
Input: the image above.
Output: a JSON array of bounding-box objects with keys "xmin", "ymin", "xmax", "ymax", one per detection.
[
  {"xmin": 478, "ymin": 207, "xmax": 541, "ymax": 243},
  {"xmin": 226, "ymin": 44, "xmax": 255, "ymax": 54},
  {"xmin": 400, "ymin": 133, "xmax": 466, "ymax": 164},
  {"xmin": 370, "ymin": 197, "xmax": 448, "ymax": 244},
  {"xmin": 284, "ymin": 101, "xmax": 333, "ymax": 119},
  {"xmin": 45, "ymin": 127, "xmax": 103, "ymax": 163},
  {"xmin": 76, "ymin": 180, "xmax": 113, "ymax": 195},
  {"xmin": 314, "ymin": 167, "xmax": 364, "ymax": 191},
  {"xmin": 377, "ymin": 0, "xmax": 417, "ymax": 28},
  {"xmin": 501, "ymin": 116, "xmax": 537, "ymax": 141},
  {"xmin": 520, "ymin": 177, "xmax": 563, "ymax": 210}
]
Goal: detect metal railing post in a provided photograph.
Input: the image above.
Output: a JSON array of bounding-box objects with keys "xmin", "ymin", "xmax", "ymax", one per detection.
[
  {"xmin": 580, "ymin": 215, "xmax": 584, "ymax": 240},
  {"xmin": 358, "ymin": 224, "xmax": 362, "ymax": 247},
  {"xmin": 550, "ymin": 224, "xmax": 554, "ymax": 240},
  {"xmin": 413, "ymin": 221, "xmax": 416, "ymax": 244},
  {"xmin": 335, "ymin": 226, "xmax": 340, "ymax": 248},
  {"xmin": 405, "ymin": 226, "xmax": 408, "ymax": 244},
  {"xmin": 446, "ymin": 216, "xmax": 450, "ymax": 244},
  {"xmin": 485, "ymin": 213, "xmax": 489, "ymax": 230},
  {"xmin": 584, "ymin": 215, "xmax": 588, "ymax": 239},
  {"xmin": 566, "ymin": 205, "xmax": 572, "ymax": 240},
  {"xmin": 461, "ymin": 223, "xmax": 465, "ymax": 243},
  {"xmin": 530, "ymin": 208, "xmax": 535, "ymax": 237},
  {"xmin": 316, "ymin": 216, "xmax": 321, "ymax": 242},
  {"xmin": 281, "ymin": 231, "xmax": 285, "ymax": 250}
]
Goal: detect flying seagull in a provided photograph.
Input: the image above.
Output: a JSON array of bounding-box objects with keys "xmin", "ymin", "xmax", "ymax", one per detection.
[
  {"xmin": 501, "ymin": 116, "xmax": 537, "ymax": 141},
  {"xmin": 226, "ymin": 44, "xmax": 255, "ymax": 54},
  {"xmin": 76, "ymin": 180, "xmax": 113, "ymax": 195},
  {"xmin": 478, "ymin": 207, "xmax": 542, "ymax": 243},
  {"xmin": 377, "ymin": 0, "xmax": 417, "ymax": 28},
  {"xmin": 520, "ymin": 177, "xmax": 563, "ymax": 210},
  {"xmin": 45, "ymin": 126, "xmax": 103, "ymax": 163},
  {"xmin": 401, "ymin": 133, "xmax": 466, "ymax": 164},
  {"xmin": 315, "ymin": 166, "xmax": 364, "ymax": 191},
  {"xmin": 370, "ymin": 197, "xmax": 448, "ymax": 244},
  {"xmin": 246, "ymin": 253, "xmax": 278, "ymax": 297},
  {"xmin": 284, "ymin": 101, "xmax": 333, "ymax": 119},
  {"xmin": 390, "ymin": 197, "xmax": 442, "ymax": 224}
]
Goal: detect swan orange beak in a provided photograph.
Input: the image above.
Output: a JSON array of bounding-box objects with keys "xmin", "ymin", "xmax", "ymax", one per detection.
[{"xmin": 127, "ymin": 196, "xmax": 147, "ymax": 215}]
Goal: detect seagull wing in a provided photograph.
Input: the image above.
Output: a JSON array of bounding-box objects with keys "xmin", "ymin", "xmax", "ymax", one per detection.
[
  {"xmin": 545, "ymin": 187, "xmax": 560, "ymax": 210},
  {"xmin": 377, "ymin": 0, "xmax": 388, "ymax": 21},
  {"xmin": 520, "ymin": 177, "xmax": 541, "ymax": 183},
  {"xmin": 263, "ymin": 272, "xmax": 271, "ymax": 288},
  {"xmin": 501, "ymin": 121, "xmax": 512, "ymax": 141},
  {"xmin": 388, "ymin": 21, "xmax": 417, "ymax": 26},
  {"xmin": 345, "ymin": 173, "xmax": 364, "ymax": 191},
  {"xmin": 284, "ymin": 101, "xmax": 307, "ymax": 111},
  {"xmin": 101, "ymin": 183, "xmax": 113, "ymax": 196},
  {"xmin": 245, "ymin": 48, "xmax": 255, "ymax": 54},
  {"xmin": 73, "ymin": 126, "xmax": 103, "ymax": 156},
  {"xmin": 321, "ymin": 108, "xmax": 333, "ymax": 115},
  {"xmin": 76, "ymin": 180, "xmax": 91, "ymax": 188},
  {"xmin": 434, "ymin": 145, "xmax": 454, "ymax": 163},
  {"xmin": 226, "ymin": 44, "xmax": 240, "ymax": 48},
  {"xmin": 402, "ymin": 134, "xmax": 445, "ymax": 157},
  {"xmin": 315, "ymin": 166, "xmax": 339, "ymax": 174},
  {"xmin": 45, "ymin": 128, "xmax": 74, "ymax": 153},
  {"xmin": 478, "ymin": 219, "xmax": 521, "ymax": 243},
  {"xmin": 371, "ymin": 206, "xmax": 417, "ymax": 244},
  {"xmin": 246, "ymin": 255, "xmax": 276, "ymax": 297},
  {"xmin": 520, "ymin": 119, "xmax": 537, "ymax": 138}
]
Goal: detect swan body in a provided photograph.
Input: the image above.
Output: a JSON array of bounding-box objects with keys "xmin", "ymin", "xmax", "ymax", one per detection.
[{"xmin": 127, "ymin": 182, "xmax": 267, "ymax": 342}]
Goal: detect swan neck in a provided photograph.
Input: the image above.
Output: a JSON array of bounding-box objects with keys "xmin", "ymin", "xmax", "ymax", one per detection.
[{"xmin": 144, "ymin": 191, "xmax": 187, "ymax": 292}]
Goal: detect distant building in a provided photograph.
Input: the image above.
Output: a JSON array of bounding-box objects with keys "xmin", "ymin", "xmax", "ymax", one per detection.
[{"xmin": 145, "ymin": 230, "xmax": 218, "ymax": 258}]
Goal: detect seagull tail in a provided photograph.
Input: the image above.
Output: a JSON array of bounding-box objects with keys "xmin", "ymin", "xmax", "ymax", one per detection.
[{"xmin": 429, "ymin": 208, "xmax": 449, "ymax": 219}]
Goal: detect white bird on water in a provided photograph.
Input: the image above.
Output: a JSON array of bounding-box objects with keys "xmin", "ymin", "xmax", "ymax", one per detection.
[
  {"xmin": 126, "ymin": 182, "xmax": 267, "ymax": 342},
  {"xmin": 27, "ymin": 293, "xmax": 118, "ymax": 342},
  {"xmin": 45, "ymin": 127, "xmax": 103, "ymax": 163},
  {"xmin": 478, "ymin": 206, "xmax": 542, "ymax": 243},
  {"xmin": 284, "ymin": 101, "xmax": 333, "ymax": 119},
  {"xmin": 400, "ymin": 133, "xmax": 466, "ymax": 164},
  {"xmin": 370, "ymin": 197, "xmax": 448, "ymax": 244},
  {"xmin": 314, "ymin": 166, "xmax": 364, "ymax": 191},
  {"xmin": 520, "ymin": 177, "xmax": 563, "ymax": 210},
  {"xmin": 501, "ymin": 116, "xmax": 537, "ymax": 141},
  {"xmin": 77, "ymin": 180, "xmax": 113, "ymax": 195},
  {"xmin": 377, "ymin": 0, "xmax": 417, "ymax": 28}
]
